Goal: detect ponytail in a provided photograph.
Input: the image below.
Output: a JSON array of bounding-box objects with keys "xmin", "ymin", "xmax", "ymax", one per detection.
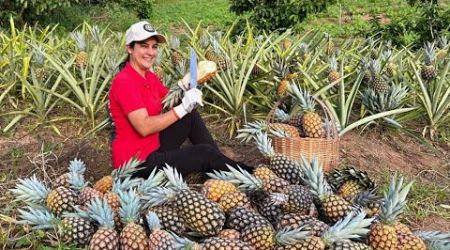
[{"xmin": 118, "ymin": 54, "xmax": 130, "ymax": 71}]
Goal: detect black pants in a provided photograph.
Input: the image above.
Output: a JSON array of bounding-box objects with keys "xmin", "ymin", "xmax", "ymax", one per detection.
[{"xmin": 133, "ymin": 110, "xmax": 252, "ymax": 179}]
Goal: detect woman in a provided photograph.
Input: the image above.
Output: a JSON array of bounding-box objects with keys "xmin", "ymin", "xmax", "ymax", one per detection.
[{"xmin": 108, "ymin": 21, "xmax": 251, "ymax": 178}]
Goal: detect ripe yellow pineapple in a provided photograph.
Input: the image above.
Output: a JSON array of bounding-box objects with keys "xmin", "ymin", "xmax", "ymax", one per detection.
[
  {"xmin": 11, "ymin": 175, "xmax": 77, "ymax": 216},
  {"xmin": 277, "ymin": 79, "xmax": 290, "ymax": 96},
  {"xmin": 86, "ymin": 197, "xmax": 120, "ymax": 250},
  {"xmin": 253, "ymin": 164, "xmax": 278, "ymax": 182},
  {"xmin": 203, "ymin": 179, "xmax": 238, "ymax": 202},
  {"xmin": 290, "ymin": 84, "xmax": 324, "ymax": 138},
  {"xmin": 300, "ymin": 156, "xmax": 354, "ymax": 223},
  {"xmin": 269, "ymin": 122, "xmax": 300, "ymax": 138},
  {"xmin": 93, "ymin": 157, "xmax": 142, "ymax": 194},
  {"xmin": 218, "ymin": 229, "xmax": 241, "ymax": 240},
  {"xmin": 118, "ymin": 190, "xmax": 148, "ymax": 250},
  {"xmin": 368, "ymin": 175, "xmax": 414, "ymax": 250},
  {"xmin": 218, "ymin": 191, "xmax": 251, "ymax": 213}
]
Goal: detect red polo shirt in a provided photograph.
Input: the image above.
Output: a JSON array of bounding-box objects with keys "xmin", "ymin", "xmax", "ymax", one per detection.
[{"xmin": 108, "ymin": 63, "xmax": 168, "ymax": 168}]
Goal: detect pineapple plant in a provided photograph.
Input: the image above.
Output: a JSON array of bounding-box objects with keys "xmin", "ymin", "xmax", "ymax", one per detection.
[
  {"xmin": 71, "ymin": 31, "xmax": 88, "ymax": 68},
  {"xmin": 17, "ymin": 206, "xmax": 94, "ymax": 247},
  {"xmin": 85, "ymin": 197, "xmax": 120, "ymax": 250},
  {"xmin": 118, "ymin": 190, "xmax": 148, "ymax": 250},
  {"xmin": 146, "ymin": 211, "xmax": 176, "ymax": 250},
  {"xmin": 205, "ymin": 37, "xmax": 228, "ymax": 70},
  {"xmin": 53, "ymin": 158, "xmax": 86, "ymax": 188},
  {"xmin": 254, "ymin": 132, "xmax": 304, "ymax": 184},
  {"xmin": 328, "ymin": 55, "xmax": 340, "ymax": 83},
  {"xmin": 328, "ymin": 165, "xmax": 376, "ymax": 202},
  {"xmin": 368, "ymin": 175, "xmax": 416, "ymax": 250},
  {"xmin": 325, "ymin": 33, "xmax": 336, "ymax": 56},
  {"xmin": 360, "ymin": 59, "xmax": 372, "ymax": 86},
  {"xmin": 299, "ymin": 156, "xmax": 355, "ymax": 223},
  {"xmin": 436, "ymin": 36, "xmax": 448, "ymax": 61},
  {"xmin": 93, "ymin": 157, "xmax": 142, "ymax": 194},
  {"xmin": 369, "ymin": 59, "xmax": 389, "ymax": 94},
  {"xmin": 32, "ymin": 45, "xmax": 48, "ymax": 82},
  {"xmin": 290, "ymin": 84, "xmax": 324, "ymax": 138},
  {"xmin": 421, "ymin": 42, "xmax": 437, "ymax": 82},
  {"xmin": 161, "ymin": 165, "xmax": 226, "ymax": 236},
  {"xmin": 11, "ymin": 175, "xmax": 77, "ymax": 216},
  {"xmin": 169, "ymin": 36, "xmax": 183, "ymax": 67}
]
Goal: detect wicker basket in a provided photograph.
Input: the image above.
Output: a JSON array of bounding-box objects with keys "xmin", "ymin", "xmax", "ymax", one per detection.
[{"xmin": 266, "ymin": 96, "xmax": 340, "ymax": 172}]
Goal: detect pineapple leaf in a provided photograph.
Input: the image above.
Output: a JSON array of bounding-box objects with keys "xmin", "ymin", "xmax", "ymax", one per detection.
[
  {"xmin": 17, "ymin": 206, "xmax": 56, "ymax": 230},
  {"xmin": 322, "ymin": 210, "xmax": 374, "ymax": 243}
]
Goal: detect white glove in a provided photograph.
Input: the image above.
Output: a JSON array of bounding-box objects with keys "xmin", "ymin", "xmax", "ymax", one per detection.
[
  {"xmin": 177, "ymin": 75, "xmax": 190, "ymax": 91},
  {"xmin": 173, "ymin": 88, "xmax": 203, "ymax": 119}
]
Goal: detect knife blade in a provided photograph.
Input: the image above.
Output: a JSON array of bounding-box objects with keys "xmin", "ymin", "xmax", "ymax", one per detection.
[{"xmin": 189, "ymin": 48, "xmax": 197, "ymax": 89}]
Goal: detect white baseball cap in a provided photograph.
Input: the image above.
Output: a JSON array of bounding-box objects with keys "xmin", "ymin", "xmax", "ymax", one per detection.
[{"xmin": 125, "ymin": 21, "xmax": 167, "ymax": 45}]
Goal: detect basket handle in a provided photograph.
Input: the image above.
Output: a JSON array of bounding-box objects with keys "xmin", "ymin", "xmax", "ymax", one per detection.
[{"xmin": 266, "ymin": 96, "xmax": 338, "ymax": 139}]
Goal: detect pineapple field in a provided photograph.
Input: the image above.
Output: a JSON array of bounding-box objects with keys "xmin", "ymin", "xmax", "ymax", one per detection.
[{"xmin": 1, "ymin": 0, "xmax": 450, "ymax": 249}]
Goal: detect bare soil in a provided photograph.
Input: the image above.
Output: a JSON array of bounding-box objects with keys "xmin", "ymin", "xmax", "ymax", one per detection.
[{"xmin": 0, "ymin": 125, "xmax": 449, "ymax": 232}]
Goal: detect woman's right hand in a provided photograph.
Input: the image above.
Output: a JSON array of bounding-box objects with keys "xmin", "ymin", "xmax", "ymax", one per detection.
[{"xmin": 173, "ymin": 88, "xmax": 203, "ymax": 118}]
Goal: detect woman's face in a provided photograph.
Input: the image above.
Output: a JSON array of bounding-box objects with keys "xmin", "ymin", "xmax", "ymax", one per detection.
[{"xmin": 127, "ymin": 37, "xmax": 159, "ymax": 71}]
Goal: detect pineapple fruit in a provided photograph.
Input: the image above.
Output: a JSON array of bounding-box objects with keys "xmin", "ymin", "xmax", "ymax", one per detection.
[
  {"xmin": 118, "ymin": 190, "xmax": 148, "ymax": 250},
  {"xmin": 290, "ymin": 84, "xmax": 324, "ymax": 138},
  {"xmin": 328, "ymin": 165, "xmax": 376, "ymax": 202},
  {"xmin": 205, "ymin": 37, "xmax": 228, "ymax": 70},
  {"xmin": 169, "ymin": 36, "xmax": 183, "ymax": 67},
  {"xmin": 328, "ymin": 55, "xmax": 340, "ymax": 83},
  {"xmin": 71, "ymin": 31, "xmax": 88, "ymax": 68},
  {"xmin": 53, "ymin": 158, "xmax": 86, "ymax": 188},
  {"xmin": 300, "ymin": 156, "xmax": 355, "ymax": 223},
  {"xmin": 202, "ymin": 179, "xmax": 238, "ymax": 202},
  {"xmin": 86, "ymin": 197, "xmax": 120, "ymax": 250},
  {"xmin": 421, "ymin": 42, "xmax": 437, "ymax": 82},
  {"xmin": 146, "ymin": 211, "xmax": 176, "ymax": 249},
  {"xmin": 367, "ymin": 175, "xmax": 424, "ymax": 250},
  {"xmin": 369, "ymin": 59, "xmax": 389, "ymax": 94},
  {"xmin": 93, "ymin": 157, "xmax": 142, "ymax": 194}
]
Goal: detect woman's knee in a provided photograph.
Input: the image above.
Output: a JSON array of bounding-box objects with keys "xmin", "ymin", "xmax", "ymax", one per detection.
[{"xmin": 192, "ymin": 144, "xmax": 220, "ymax": 155}]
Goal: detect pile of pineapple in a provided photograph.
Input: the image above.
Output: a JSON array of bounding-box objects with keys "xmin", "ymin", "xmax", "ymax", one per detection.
[{"xmin": 11, "ymin": 153, "xmax": 450, "ymax": 249}]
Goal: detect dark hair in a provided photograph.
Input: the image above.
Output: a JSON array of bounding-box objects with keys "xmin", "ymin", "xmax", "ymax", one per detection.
[{"xmin": 118, "ymin": 41, "xmax": 135, "ymax": 71}]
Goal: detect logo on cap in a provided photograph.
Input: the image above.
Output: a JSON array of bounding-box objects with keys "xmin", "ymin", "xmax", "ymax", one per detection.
[{"xmin": 143, "ymin": 24, "xmax": 155, "ymax": 32}]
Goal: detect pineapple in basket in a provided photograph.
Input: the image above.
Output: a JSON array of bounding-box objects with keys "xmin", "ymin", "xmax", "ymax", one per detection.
[
  {"xmin": 118, "ymin": 190, "xmax": 148, "ymax": 250},
  {"xmin": 11, "ymin": 175, "xmax": 77, "ymax": 216},
  {"xmin": 85, "ymin": 197, "xmax": 120, "ymax": 250},
  {"xmin": 368, "ymin": 175, "xmax": 426, "ymax": 250},
  {"xmin": 17, "ymin": 206, "xmax": 95, "ymax": 247},
  {"xmin": 53, "ymin": 158, "xmax": 86, "ymax": 188},
  {"xmin": 290, "ymin": 83, "xmax": 324, "ymax": 138},
  {"xmin": 299, "ymin": 156, "xmax": 355, "ymax": 223}
]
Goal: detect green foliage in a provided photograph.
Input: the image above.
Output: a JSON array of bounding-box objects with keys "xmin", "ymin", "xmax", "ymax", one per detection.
[
  {"xmin": 115, "ymin": 0, "xmax": 154, "ymax": 19},
  {"xmin": 229, "ymin": 0, "xmax": 336, "ymax": 31},
  {"xmin": 0, "ymin": 0, "xmax": 77, "ymax": 25}
]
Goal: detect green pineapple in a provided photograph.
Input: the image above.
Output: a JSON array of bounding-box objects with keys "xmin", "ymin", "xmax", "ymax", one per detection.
[
  {"xmin": 421, "ymin": 42, "xmax": 437, "ymax": 82},
  {"xmin": 17, "ymin": 206, "xmax": 94, "ymax": 247}
]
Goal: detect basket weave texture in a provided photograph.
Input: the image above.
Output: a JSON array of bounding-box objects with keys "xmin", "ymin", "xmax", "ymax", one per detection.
[{"xmin": 266, "ymin": 96, "xmax": 340, "ymax": 172}]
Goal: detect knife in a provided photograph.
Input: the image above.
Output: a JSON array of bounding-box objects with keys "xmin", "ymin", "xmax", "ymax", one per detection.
[{"xmin": 189, "ymin": 47, "xmax": 197, "ymax": 89}]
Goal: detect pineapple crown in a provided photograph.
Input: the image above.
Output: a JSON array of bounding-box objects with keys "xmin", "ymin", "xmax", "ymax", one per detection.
[
  {"xmin": 17, "ymin": 206, "xmax": 56, "ymax": 230},
  {"xmin": 329, "ymin": 55, "xmax": 338, "ymax": 72},
  {"xmin": 210, "ymin": 37, "xmax": 222, "ymax": 54},
  {"xmin": 255, "ymin": 132, "xmax": 275, "ymax": 157},
  {"xmin": 118, "ymin": 189, "xmax": 141, "ymax": 224},
  {"xmin": 329, "ymin": 165, "xmax": 376, "ymax": 190},
  {"xmin": 68, "ymin": 171, "xmax": 88, "ymax": 191},
  {"xmin": 163, "ymin": 164, "xmax": 189, "ymax": 191},
  {"xmin": 236, "ymin": 120, "xmax": 266, "ymax": 143},
  {"xmin": 145, "ymin": 211, "xmax": 162, "ymax": 231},
  {"xmin": 11, "ymin": 175, "xmax": 49, "ymax": 205},
  {"xmin": 437, "ymin": 36, "xmax": 448, "ymax": 49},
  {"xmin": 369, "ymin": 59, "xmax": 381, "ymax": 75},
  {"xmin": 352, "ymin": 189, "xmax": 381, "ymax": 207},
  {"xmin": 299, "ymin": 156, "xmax": 333, "ymax": 200},
  {"xmin": 321, "ymin": 211, "xmax": 374, "ymax": 244},
  {"xmin": 32, "ymin": 46, "xmax": 45, "ymax": 65},
  {"xmin": 199, "ymin": 34, "xmax": 210, "ymax": 49},
  {"xmin": 171, "ymin": 232, "xmax": 198, "ymax": 249},
  {"xmin": 141, "ymin": 187, "xmax": 177, "ymax": 209},
  {"xmin": 289, "ymin": 83, "xmax": 316, "ymax": 112},
  {"xmin": 85, "ymin": 197, "xmax": 115, "ymax": 229},
  {"xmin": 415, "ymin": 231, "xmax": 450, "ymax": 250},
  {"xmin": 359, "ymin": 58, "xmax": 369, "ymax": 71},
  {"xmin": 169, "ymin": 36, "xmax": 180, "ymax": 50},
  {"xmin": 424, "ymin": 42, "xmax": 436, "ymax": 65},
  {"xmin": 136, "ymin": 167, "xmax": 166, "ymax": 195},
  {"xmin": 90, "ymin": 25, "xmax": 102, "ymax": 44},
  {"xmin": 362, "ymin": 84, "xmax": 408, "ymax": 113},
  {"xmin": 112, "ymin": 156, "xmax": 143, "ymax": 179},
  {"xmin": 70, "ymin": 31, "xmax": 86, "ymax": 51},
  {"xmin": 379, "ymin": 174, "xmax": 414, "ymax": 224},
  {"xmin": 68, "ymin": 158, "xmax": 86, "ymax": 175},
  {"xmin": 208, "ymin": 164, "xmax": 263, "ymax": 191},
  {"xmin": 382, "ymin": 48, "xmax": 392, "ymax": 60},
  {"xmin": 175, "ymin": 58, "xmax": 187, "ymax": 76},
  {"xmin": 111, "ymin": 176, "xmax": 141, "ymax": 193},
  {"xmin": 274, "ymin": 108, "xmax": 291, "ymax": 123},
  {"xmin": 276, "ymin": 226, "xmax": 311, "ymax": 246}
]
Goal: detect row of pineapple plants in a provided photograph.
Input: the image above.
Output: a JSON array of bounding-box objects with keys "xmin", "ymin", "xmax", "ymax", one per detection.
[
  {"xmin": 8, "ymin": 148, "xmax": 450, "ymax": 249},
  {"xmin": 0, "ymin": 19, "xmax": 449, "ymax": 139}
]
